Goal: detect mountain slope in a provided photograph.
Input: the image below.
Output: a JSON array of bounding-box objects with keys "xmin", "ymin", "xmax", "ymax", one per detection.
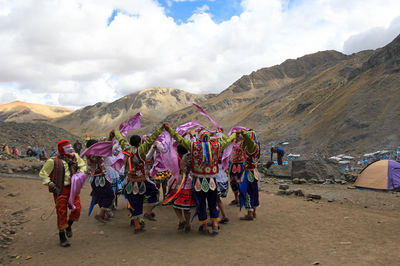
[
  {"xmin": 53, "ymin": 87, "xmax": 215, "ymax": 136},
  {"xmin": 161, "ymin": 35, "xmax": 400, "ymax": 156},
  {"xmin": 0, "ymin": 101, "xmax": 73, "ymax": 123}
]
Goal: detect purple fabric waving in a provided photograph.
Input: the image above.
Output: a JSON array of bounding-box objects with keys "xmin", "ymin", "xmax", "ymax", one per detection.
[
  {"xmin": 176, "ymin": 121, "xmax": 202, "ymax": 135},
  {"xmin": 111, "ymin": 150, "xmax": 125, "ymax": 172},
  {"xmin": 188, "ymin": 101, "xmax": 221, "ymax": 129},
  {"xmin": 119, "ymin": 112, "xmax": 142, "ymax": 138},
  {"xmin": 69, "ymin": 172, "xmax": 87, "ymax": 211},
  {"xmin": 221, "ymin": 126, "xmax": 249, "ymax": 170},
  {"xmin": 151, "ymin": 132, "xmax": 180, "ymax": 184},
  {"xmin": 80, "ymin": 141, "xmax": 113, "ymax": 158}
]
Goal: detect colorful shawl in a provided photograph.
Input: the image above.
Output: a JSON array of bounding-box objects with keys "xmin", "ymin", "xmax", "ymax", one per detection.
[{"xmin": 221, "ymin": 126, "xmax": 249, "ymax": 170}]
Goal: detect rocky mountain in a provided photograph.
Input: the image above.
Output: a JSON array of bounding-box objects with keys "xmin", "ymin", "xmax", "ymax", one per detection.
[
  {"xmin": 0, "ymin": 121, "xmax": 80, "ymax": 155},
  {"xmin": 160, "ymin": 34, "xmax": 400, "ymax": 157},
  {"xmin": 52, "ymin": 87, "xmax": 214, "ymax": 136},
  {"xmin": 0, "ymin": 101, "xmax": 73, "ymax": 123}
]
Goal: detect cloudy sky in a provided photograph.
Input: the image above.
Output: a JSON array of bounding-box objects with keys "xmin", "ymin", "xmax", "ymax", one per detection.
[{"xmin": 0, "ymin": 0, "xmax": 399, "ymax": 109}]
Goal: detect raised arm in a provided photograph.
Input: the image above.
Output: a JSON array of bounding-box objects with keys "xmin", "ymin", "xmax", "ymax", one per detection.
[
  {"xmin": 166, "ymin": 126, "xmax": 191, "ymax": 151},
  {"xmin": 114, "ymin": 130, "xmax": 129, "ymax": 150},
  {"xmin": 138, "ymin": 127, "xmax": 164, "ymax": 159},
  {"xmin": 219, "ymin": 133, "xmax": 237, "ymax": 151},
  {"xmin": 242, "ymin": 131, "xmax": 258, "ymax": 154}
]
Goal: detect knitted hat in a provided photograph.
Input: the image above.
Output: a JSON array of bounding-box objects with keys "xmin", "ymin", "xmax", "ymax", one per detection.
[{"xmin": 58, "ymin": 139, "xmax": 72, "ymax": 156}]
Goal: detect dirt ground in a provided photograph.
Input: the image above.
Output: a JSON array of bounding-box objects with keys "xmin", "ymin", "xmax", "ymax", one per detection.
[{"xmin": 1, "ymin": 175, "xmax": 400, "ymax": 266}]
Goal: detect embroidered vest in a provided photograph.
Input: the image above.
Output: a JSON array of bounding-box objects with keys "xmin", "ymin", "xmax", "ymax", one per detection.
[
  {"xmin": 123, "ymin": 148, "xmax": 147, "ymax": 182},
  {"xmin": 231, "ymin": 143, "xmax": 245, "ymax": 163},
  {"xmin": 49, "ymin": 157, "xmax": 65, "ymax": 195},
  {"xmin": 191, "ymin": 139, "xmax": 220, "ymax": 176},
  {"xmin": 244, "ymin": 142, "xmax": 260, "ymax": 170}
]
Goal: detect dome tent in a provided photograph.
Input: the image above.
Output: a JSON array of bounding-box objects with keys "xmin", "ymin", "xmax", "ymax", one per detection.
[{"xmin": 354, "ymin": 160, "xmax": 400, "ymax": 190}]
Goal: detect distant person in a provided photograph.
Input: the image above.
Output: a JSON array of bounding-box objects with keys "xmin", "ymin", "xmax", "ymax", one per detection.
[
  {"xmin": 271, "ymin": 145, "xmax": 285, "ymax": 165},
  {"xmin": 39, "ymin": 148, "xmax": 48, "ymax": 161},
  {"xmin": 26, "ymin": 146, "xmax": 35, "ymax": 157},
  {"xmin": 73, "ymin": 140, "xmax": 82, "ymax": 154},
  {"xmin": 11, "ymin": 147, "xmax": 20, "ymax": 157},
  {"xmin": 3, "ymin": 144, "xmax": 10, "ymax": 154},
  {"xmin": 50, "ymin": 149, "xmax": 57, "ymax": 157}
]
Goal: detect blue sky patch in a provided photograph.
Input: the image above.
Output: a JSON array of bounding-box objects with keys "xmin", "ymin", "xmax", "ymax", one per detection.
[
  {"xmin": 157, "ymin": 0, "xmax": 243, "ymax": 24},
  {"xmin": 107, "ymin": 9, "xmax": 139, "ymax": 26}
]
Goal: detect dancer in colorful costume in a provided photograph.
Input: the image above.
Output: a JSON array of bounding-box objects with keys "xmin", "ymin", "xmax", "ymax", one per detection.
[
  {"xmin": 228, "ymin": 133, "xmax": 245, "ymax": 206},
  {"xmin": 147, "ymin": 139, "xmax": 172, "ymax": 200},
  {"xmin": 165, "ymin": 124, "xmax": 237, "ymax": 235},
  {"xmin": 170, "ymin": 144, "xmax": 196, "ymax": 232},
  {"xmin": 215, "ymin": 130, "xmax": 229, "ymax": 224},
  {"xmin": 85, "ymin": 139, "xmax": 115, "ymax": 222},
  {"xmin": 239, "ymin": 130, "xmax": 261, "ymax": 220},
  {"xmin": 39, "ymin": 140, "xmax": 87, "ymax": 247},
  {"xmin": 114, "ymin": 125, "xmax": 164, "ymax": 233}
]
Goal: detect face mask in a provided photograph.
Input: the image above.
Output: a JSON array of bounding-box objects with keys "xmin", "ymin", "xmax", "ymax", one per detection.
[{"xmin": 63, "ymin": 144, "xmax": 74, "ymax": 157}]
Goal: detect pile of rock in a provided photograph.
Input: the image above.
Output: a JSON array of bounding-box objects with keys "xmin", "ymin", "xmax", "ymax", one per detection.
[
  {"xmin": 0, "ymin": 162, "xmax": 42, "ymax": 175},
  {"xmin": 276, "ymin": 184, "xmax": 305, "ymax": 197}
]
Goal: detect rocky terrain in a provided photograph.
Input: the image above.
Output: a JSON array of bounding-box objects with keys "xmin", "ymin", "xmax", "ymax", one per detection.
[{"xmin": 0, "ymin": 122, "xmax": 81, "ymax": 157}]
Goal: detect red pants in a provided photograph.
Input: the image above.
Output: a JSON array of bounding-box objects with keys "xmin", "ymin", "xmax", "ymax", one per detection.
[{"xmin": 53, "ymin": 186, "xmax": 81, "ymax": 230}]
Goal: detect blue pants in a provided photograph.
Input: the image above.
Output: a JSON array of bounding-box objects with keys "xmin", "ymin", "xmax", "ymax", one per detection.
[
  {"xmin": 246, "ymin": 179, "xmax": 259, "ymax": 211},
  {"xmin": 90, "ymin": 179, "xmax": 115, "ymax": 209},
  {"xmin": 124, "ymin": 180, "xmax": 158, "ymax": 219},
  {"xmin": 195, "ymin": 187, "xmax": 219, "ymax": 223}
]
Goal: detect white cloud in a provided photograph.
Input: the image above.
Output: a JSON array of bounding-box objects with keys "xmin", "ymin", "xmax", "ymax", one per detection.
[
  {"xmin": 0, "ymin": 0, "xmax": 400, "ymax": 109},
  {"xmin": 343, "ymin": 16, "xmax": 400, "ymax": 54}
]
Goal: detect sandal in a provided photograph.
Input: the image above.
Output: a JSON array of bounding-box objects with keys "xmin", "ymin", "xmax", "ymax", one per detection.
[
  {"xmin": 144, "ymin": 213, "xmax": 157, "ymax": 221},
  {"xmin": 178, "ymin": 221, "xmax": 186, "ymax": 230},
  {"xmin": 134, "ymin": 228, "xmax": 146, "ymax": 234},
  {"xmin": 240, "ymin": 215, "xmax": 254, "ymax": 221},
  {"xmin": 95, "ymin": 215, "xmax": 106, "ymax": 223},
  {"xmin": 229, "ymin": 200, "xmax": 238, "ymax": 206},
  {"xmin": 220, "ymin": 217, "xmax": 229, "ymax": 224},
  {"xmin": 184, "ymin": 224, "xmax": 191, "ymax": 233},
  {"xmin": 198, "ymin": 226, "xmax": 209, "ymax": 235},
  {"xmin": 212, "ymin": 225, "xmax": 220, "ymax": 235}
]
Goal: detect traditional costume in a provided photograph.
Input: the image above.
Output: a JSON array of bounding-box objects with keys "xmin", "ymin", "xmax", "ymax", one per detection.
[
  {"xmin": 172, "ymin": 152, "xmax": 196, "ymax": 211},
  {"xmin": 115, "ymin": 127, "xmax": 163, "ymax": 233},
  {"xmin": 147, "ymin": 141, "xmax": 172, "ymax": 200},
  {"xmin": 85, "ymin": 142, "xmax": 115, "ymax": 222},
  {"xmin": 167, "ymin": 127, "xmax": 237, "ymax": 234},
  {"xmin": 239, "ymin": 131, "xmax": 261, "ymax": 220},
  {"xmin": 39, "ymin": 140, "xmax": 87, "ymax": 247},
  {"xmin": 228, "ymin": 139, "xmax": 245, "ymax": 204}
]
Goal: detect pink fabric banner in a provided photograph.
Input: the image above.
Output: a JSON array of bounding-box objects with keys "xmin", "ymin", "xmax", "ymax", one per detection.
[
  {"xmin": 69, "ymin": 172, "xmax": 87, "ymax": 211},
  {"xmin": 119, "ymin": 112, "xmax": 142, "ymax": 138},
  {"xmin": 80, "ymin": 141, "xmax": 113, "ymax": 158},
  {"xmin": 111, "ymin": 150, "xmax": 125, "ymax": 172},
  {"xmin": 188, "ymin": 101, "xmax": 221, "ymax": 130},
  {"xmin": 150, "ymin": 132, "xmax": 180, "ymax": 185},
  {"xmin": 176, "ymin": 121, "xmax": 202, "ymax": 135},
  {"xmin": 221, "ymin": 126, "xmax": 249, "ymax": 170}
]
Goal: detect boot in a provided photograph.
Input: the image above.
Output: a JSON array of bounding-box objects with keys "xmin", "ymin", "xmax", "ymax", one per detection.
[{"xmin": 59, "ymin": 231, "xmax": 71, "ymax": 247}]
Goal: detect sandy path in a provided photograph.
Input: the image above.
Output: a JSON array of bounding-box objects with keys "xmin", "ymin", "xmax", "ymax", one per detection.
[{"xmin": 1, "ymin": 176, "xmax": 400, "ymax": 265}]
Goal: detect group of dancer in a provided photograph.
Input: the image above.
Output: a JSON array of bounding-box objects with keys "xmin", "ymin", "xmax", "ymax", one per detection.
[{"xmin": 39, "ymin": 118, "xmax": 261, "ymax": 247}]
